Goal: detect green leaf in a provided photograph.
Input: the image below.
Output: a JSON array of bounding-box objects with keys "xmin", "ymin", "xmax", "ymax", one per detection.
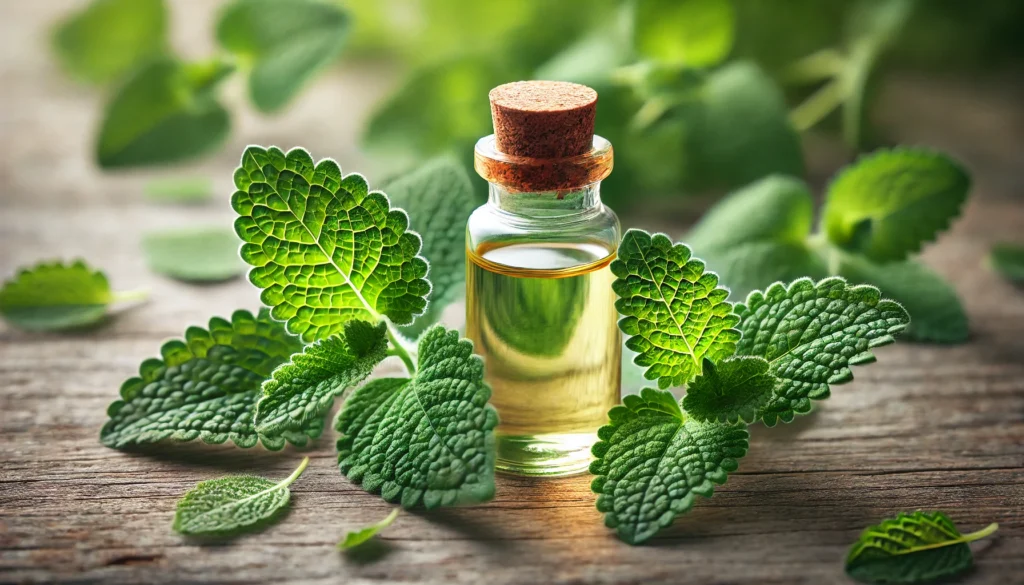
[
  {"xmin": 142, "ymin": 226, "xmax": 246, "ymax": 282},
  {"xmin": 0, "ymin": 260, "xmax": 142, "ymax": 331},
  {"xmin": 338, "ymin": 508, "xmax": 400, "ymax": 550},
  {"xmin": 144, "ymin": 177, "xmax": 214, "ymax": 204},
  {"xmin": 255, "ymin": 320, "xmax": 388, "ymax": 438},
  {"xmin": 216, "ymin": 0, "xmax": 350, "ymax": 113},
  {"xmin": 51, "ymin": 0, "xmax": 167, "ymax": 85},
  {"xmin": 733, "ymin": 277, "xmax": 910, "ymax": 426},
  {"xmin": 173, "ymin": 456, "xmax": 309, "ymax": 537},
  {"xmin": 384, "ymin": 157, "xmax": 479, "ymax": 338},
  {"xmin": 837, "ymin": 254, "xmax": 968, "ymax": 343},
  {"xmin": 535, "ymin": 5, "xmax": 634, "ymax": 86},
  {"xmin": 100, "ymin": 309, "xmax": 307, "ymax": 450},
  {"xmin": 822, "ymin": 148, "xmax": 971, "ymax": 262},
  {"xmin": 97, "ymin": 57, "xmax": 233, "ymax": 168},
  {"xmin": 590, "ymin": 388, "xmax": 749, "ymax": 545},
  {"xmin": 232, "ymin": 146, "xmax": 431, "ymax": 343},
  {"xmin": 699, "ymin": 241, "xmax": 830, "ymax": 301},
  {"xmin": 335, "ymin": 326, "xmax": 499, "ymax": 508},
  {"xmin": 682, "ymin": 357, "xmax": 776, "ymax": 424},
  {"xmin": 611, "ymin": 229, "xmax": 741, "ymax": 389},
  {"xmin": 988, "ymin": 243, "xmax": 1024, "ymax": 283},
  {"xmin": 846, "ymin": 511, "xmax": 999, "ymax": 584},
  {"xmin": 634, "ymin": 0, "xmax": 734, "ymax": 68}
]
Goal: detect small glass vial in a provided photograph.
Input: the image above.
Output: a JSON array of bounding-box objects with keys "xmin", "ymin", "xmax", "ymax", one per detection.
[{"xmin": 466, "ymin": 81, "xmax": 621, "ymax": 476}]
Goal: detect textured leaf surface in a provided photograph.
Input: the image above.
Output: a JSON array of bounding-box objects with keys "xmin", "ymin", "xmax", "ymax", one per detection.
[
  {"xmin": 232, "ymin": 146, "xmax": 430, "ymax": 342},
  {"xmin": 142, "ymin": 226, "xmax": 245, "ymax": 282},
  {"xmin": 634, "ymin": 0, "xmax": 734, "ymax": 68},
  {"xmin": 385, "ymin": 157, "xmax": 479, "ymax": 338},
  {"xmin": 734, "ymin": 277, "xmax": 910, "ymax": 426},
  {"xmin": 612, "ymin": 229, "xmax": 740, "ymax": 389},
  {"xmin": 51, "ymin": 0, "xmax": 166, "ymax": 84},
  {"xmin": 256, "ymin": 320, "xmax": 387, "ymax": 438},
  {"xmin": 173, "ymin": 457, "xmax": 309, "ymax": 536},
  {"xmin": 338, "ymin": 508, "xmax": 400, "ymax": 549},
  {"xmin": 590, "ymin": 388, "xmax": 749, "ymax": 545},
  {"xmin": 682, "ymin": 357, "xmax": 776, "ymax": 424},
  {"xmin": 335, "ymin": 326, "xmax": 498, "ymax": 508},
  {"xmin": 216, "ymin": 0, "xmax": 350, "ymax": 112},
  {"xmin": 846, "ymin": 511, "xmax": 998, "ymax": 584},
  {"xmin": 101, "ymin": 310, "xmax": 308, "ymax": 450},
  {"xmin": 823, "ymin": 148, "xmax": 970, "ymax": 262},
  {"xmin": 989, "ymin": 243, "xmax": 1024, "ymax": 283},
  {"xmin": 0, "ymin": 260, "xmax": 115, "ymax": 331}
]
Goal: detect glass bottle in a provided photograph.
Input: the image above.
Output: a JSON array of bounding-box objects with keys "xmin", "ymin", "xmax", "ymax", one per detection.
[{"xmin": 466, "ymin": 81, "xmax": 621, "ymax": 476}]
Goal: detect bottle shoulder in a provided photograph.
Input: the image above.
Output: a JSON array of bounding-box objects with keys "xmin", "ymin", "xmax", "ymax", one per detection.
[{"xmin": 466, "ymin": 204, "xmax": 620, "ymax": 255}]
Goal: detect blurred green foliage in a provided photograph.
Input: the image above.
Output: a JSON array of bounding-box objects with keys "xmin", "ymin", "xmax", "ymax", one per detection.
[{"xmin": 52, "ymin": 0, "xmax": 167, "ymax": 84}]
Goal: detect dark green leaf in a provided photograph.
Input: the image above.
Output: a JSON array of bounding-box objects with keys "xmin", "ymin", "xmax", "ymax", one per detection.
[
  {"xmin": 682, "ymin": 356, "xmax": 776, "ymax": 424},
  {"xmin": 635, "ymin": 0, "xmax": 734, "ymax": 68},
  {"xmin": 142, "ymin": 226, "xmax": 245, "ymax": 282},
  {"xmin": 988, "ymin": 243, "xmax": 1024, "ymax": 283}
]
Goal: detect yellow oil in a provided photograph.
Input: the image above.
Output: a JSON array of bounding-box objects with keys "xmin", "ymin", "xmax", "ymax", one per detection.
[{"xmin": 466, "ymin": 241, "xmax": 621, "ymax": 476}]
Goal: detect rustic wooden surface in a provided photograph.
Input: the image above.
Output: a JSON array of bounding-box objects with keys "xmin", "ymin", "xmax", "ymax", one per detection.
[{"xmin": 2, "ymin": 2, "xmax": 1023, "ymax": 584}]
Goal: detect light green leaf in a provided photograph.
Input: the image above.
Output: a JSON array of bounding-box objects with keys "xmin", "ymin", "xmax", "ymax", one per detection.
[
  {"xmin": 256, "ymin": 320, "xmax": 388, "ymax": 438},
  {"xmin": 216, "ymin": 0, "xmax": 350, "ymax": 113},
  {"xmin": 534, "ymin": 5, "xmax": 634, "ymax": 86},
  {"xmin": 634, "ymin": 0, "xmax": 734, "ymax": 68},
  {"xmin": 988, "ymin": 243, "xmax": 1024, "ymax": 283},
  {"xmin": 100, "ymin": 310, "xmax": 308, "ymax": 450},
  {"xmin": 822, "ymin": 148, "xmax": 971, "ymax": 262},
  {"xmin": 97, "ymin": 57, "xmax": 233, "ymax": 168},
  {"xmin": 611, "ymin": 229, "xmax": 741, "ymax": 389},
  {"xmin": 142, "ymin": 226, "xmax": 246, "ymax": 282},
  {"xmin": 590, "ymin": 387, "xmax": 749, "ymax": 545},
  {"xmin": 144, "ymin": 177, "xmax": 214, "ymax": 204},
  {"xmin": 173, "ymin": 457, "xmax": 309, "ymax": 537},
  {"xmin": 384, "ymin": 157, "xmax": 479, "ymax": 338},
  {"xmin": 338, "ymin": 508, "xmax": 400, "ymax": 550},
  {"xmin": 734, "ymin": 277, "xmax": 910, "ymax": 426},
  {"xmin": 846, "ymin": 511, "xmax": 998, "ymax": 584},
  {"xmin": 0, "ymin": 260, "xmax": 144, "ymax": 331},
  {"xmin": 51, "ymin": 0, "xmax": 167, "ymax": 85},
  {"xmin": 335, "ymin": 326, "xmax": 499, "ymax": 508},
  {"xmin": 699, "ymin": 241, "xmax": 829, "ymax": 301},
  {"xmin": 682, "ymin": 357, "xmax": 776, "ymax": 424},
  {"xmin": 232, "ymin": 146, "xmax": 430, "ymax": 343}
]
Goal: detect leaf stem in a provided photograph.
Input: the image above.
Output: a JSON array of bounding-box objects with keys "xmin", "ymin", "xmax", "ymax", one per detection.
[
  {"xmin": 281, "ymin": 456, "xmax": 310, "ymax": 488},
  {"xmin": 789, "ymin": 79, "xmax": 846, "ymax": 132},
  {"xmin": 112, "ymin": 288, "xmax": 150, "ymax": 303},
  {"xmin": 782, "ymin": 48, "xmax": 847, "ymax": 85},
  {"xmin": 961, "ymin": 522, "xmax": 1000, "ymax": 543},
  {"xmin": 386, "ymin": 326, "xmax": 416, "ymax": 375},
  {"xmin": 893, "ymin": 523, "xmax": 999, "ymax": 555}
]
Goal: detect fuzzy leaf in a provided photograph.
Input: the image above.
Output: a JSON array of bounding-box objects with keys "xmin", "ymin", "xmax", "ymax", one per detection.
[
  {"xmin": 338, "ymin": 508, "xmax": 400, "ymax": 550},
  {"xmin": 101, "ymin": 309, "xmax": 308, "ymax": 450},
  {"xmin": 823, "ymin": 148, "xmax": 970, "ymax": 262},
  {"xmin": 590, "ymin": 387, "xmax": 749, "ymax": 545},
  {"xmin": 142, "ymin": 226, "xmax": 246, "ymax": 282},
  {"xmin": 232, "ymin": 146, "xmax": 430, "ymax": 343},
  {"xmin": 173, "ymin": 457, "xmax": 309, "ymax": 536},
  {"xmin": 846, "ymin": 511, "xmax": 998, "ymax": 584},
  {"xmin": 335, "ymin": 326, "xmax": 498, "ymax": 508},
  {"xmin": 612, "ymin": 229, "xmax": 740, "ymax": 389},
  {"xmin": 0, "ymin": 259, "xmax": 129, "ymax": 331},
  {"xmin": 988, "ymin": 243, "xmax": 1024, "ymax": 283},
  {"xmin": 734, "ymin": 277, "xmax": 910, "ymax": 426},
  {"xmin": 255, "ymin": 320, "xmax": 388, "ymax": 438},
  {"xmin": 682, "ymin": 357, "xmax": 776, "ymax": 424}
]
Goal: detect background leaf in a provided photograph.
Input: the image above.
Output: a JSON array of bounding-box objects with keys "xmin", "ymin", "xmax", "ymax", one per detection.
[
  {"xmin": 634, "ymin": 0, "xmax": 734, "ymax": 68},
  {"xmin": 0, "ymin": 260, "xmax": 132, "ymax": 331},
  {"xmin": 144, "ymin": 177, "xmax": 214, "ymax": 204},
  {"xmin": 142, "ymin": 226, "xmax": 245, "ymax": 282},
  {"xmin": 988, "ymin": 243, "xmax": 1024, "ymax": 283},
  {"xmin": 51, "ymin": 0, "xmax": 166, "ymax": 84}
]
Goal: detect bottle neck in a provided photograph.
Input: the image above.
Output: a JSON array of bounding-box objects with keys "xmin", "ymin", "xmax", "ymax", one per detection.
[{"xmin": 487, "ymin": 182, "xmax": 603, "ymax": 219}]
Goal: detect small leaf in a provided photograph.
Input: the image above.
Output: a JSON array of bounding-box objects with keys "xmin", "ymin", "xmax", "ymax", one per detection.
[
  {"xmin": 634, "ymin": 0, "xmax": 735, "ymax": 68},
  {"xmin": 256, "ymin": 320, "xmax": 388, "ymax": 438},
  {"xmin": 173, "ymin": 456, "xmax": 309, "ymax": 537},
  {"xmin": 216, "ymin": 0, "xmax": 350, "ymax": 113},
  {"xmin": 97, "ymin": 57, "xmax": 233, "ymax": 168},
  {"xmin": 822, "ymin": 148, "xmax": 971, "ymax": 262},
  {"xmin": 338, "ymin": 508, "xmax": 400, "ymax": 550},
  {"xmin": 142, "ymin": 226, "xmax": 245, "ymax": 282},
  {"xmin": 988, "ymin": 243, "xmax": 1024, "ymax": 283},
  {"xmin": 144, "ymin": 177, "xmax": 214, "ymax": 204},
  {"xmin": 335, "ymin": 326, "xmax": 499, "ymax": 508},
  {"xmin": 51, "ymin": 0, "xmax": 167, "ymax": 84},
  {"xmin": 682, "ymin": 357, "xmax": 776, "ymax": 424},
  {"xmin": 612, "ymin": 229, "xmax": 741, "ymax": 389},
  {"xmin": 846, "ymin": 511, "xmax": 998, "ymax": 584}
]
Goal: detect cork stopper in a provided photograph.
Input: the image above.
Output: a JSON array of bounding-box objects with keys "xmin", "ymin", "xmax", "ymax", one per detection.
[{"xmin": 489, "ymin": 80, "xmax": 597, "ymax": 159}]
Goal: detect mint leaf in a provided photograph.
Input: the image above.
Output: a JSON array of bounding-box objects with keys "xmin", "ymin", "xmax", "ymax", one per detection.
[
  {"xmin": 699, "ymin": 241, "xmax": 829, "ymax": 300},
  {"xmin": 846, "ymin": 511, "xmax": 998, "ymax": 584},
  {"xmin": 682, "ymin": 357, "xmax": 776, "ymax": 424},
  {"xmin": 0, "ymin": 259, "xmax": 144, "ymax": 331},
  {"xmin": 216, "ymin": 0, "xmax": 349, "ymax": 113},
  {"xmin": 635, "ymin": 0, "xmax": 734, "ymax": 68},
  {"xmin": 142, "ymin": 226, "xmax": 245, "ymax": 282},
  {"xmin": 338, "ymin": 508, "xmax": 400, "ymax": 550},
  {"xmin": 822, "ymin": 148, "xmax": 970, "ymax": 262},
  {"xmin": 590, "ymin": 388, "xmax": 749, "ymax": 545},
  {"xmin": 612, "ymin": 229, "xmax": 740, "ymax": 389},
  {"xmin": 101, "ymin": 309, "xmax": 307, "ymax": 450},
  {"xmin": 255, "ymin": 320, "xmax": 388, "ymax": 438},
  {"xmin": 989, "ymin": 243, "xmax": 1024, "ymax": 283},
  {"xmin": 335, "ymin": 326, "xmax": 498, "ymax": 508},
  {"xmin": 173, "ymin": 457, "xmax": 309, "ymax": 537},
  {"xmin": 232, "ymin": 146, "xmax": 430, "ymax": 342},
  {"xmin": 97, "ymin": 57, "xmax": 233, "ymax": 168},
  {"xmin": 734, "ymin": 277, "xmax": 910, "ymax": 426},
  {"xmin": 384, "ymin": 157, "xmax": 479, "ymax": 338},
  {"xmin": 51, "ymin": 0, "xmax": 166, "ymax": 85}
]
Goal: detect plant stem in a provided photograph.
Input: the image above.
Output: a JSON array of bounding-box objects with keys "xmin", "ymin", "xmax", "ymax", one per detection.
[
  {"xmin": 789, "ymin": 79, "xmax": 846, "ymax": 132},
  {"xmin": 961, "ymin": 522, "xmax": 1000, "ymax": 543},
  {"xmin": 280, "ymin": 456, "xmax": 310, "ymax": 488},
  {"xmin": 386, "ymin": 326, "xmax": 416, "ymax": 375},
  {"xmin": 782, "ymin": 48, "xmax": 847, "ymax": 85},
  {"xmin": 112, "ymin": 288, "xmax": 150, "ymax": 303}
]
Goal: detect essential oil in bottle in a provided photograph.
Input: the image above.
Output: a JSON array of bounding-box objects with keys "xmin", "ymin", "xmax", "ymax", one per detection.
[{"xmin": 466, "ymin": 81, "xmax": 621, "ymax": 476}]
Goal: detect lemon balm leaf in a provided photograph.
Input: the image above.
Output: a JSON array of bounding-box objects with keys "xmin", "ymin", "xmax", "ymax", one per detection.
[
  {"xmin": 232, "ymin": 146, "xmax": 430, "ymax": 343},
  {"xmin": 142, "ymin": 226, "xmax": 246, "ymax": 282},
  {"xmin": 682, "ymin": 356, "xmax": 776, "ymax": 424},
  {"xmin": 338, "ymin": 508, "xmax": 400, "ymax": 550}
]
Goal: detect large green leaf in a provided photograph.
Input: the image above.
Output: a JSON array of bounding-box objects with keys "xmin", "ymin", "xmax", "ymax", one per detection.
[
  {"xmin": 634, "ymin": 0, "xmax": 734, "ymax": 68},
  {"xmin": 700, "ymin": 241, "xmax": 829, "ymax": 301},
  {"xmin": 232, "ymin": 146, "xmax": 430, "ymax": 342},
  {"xmin": 142, "ymin": 226, "xmax": 246, "ymax": 282}
]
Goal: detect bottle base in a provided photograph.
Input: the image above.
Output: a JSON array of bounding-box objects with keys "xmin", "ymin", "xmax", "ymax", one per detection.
[{"xmin": 495, "ymin": 432, "xmax": 597, "ymax": 477}]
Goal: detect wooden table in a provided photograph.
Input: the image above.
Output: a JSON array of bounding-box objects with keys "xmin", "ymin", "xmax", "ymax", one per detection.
[{"xmin": 2, "ymin": 3, "xmax": 1023, "ymax": 584}]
